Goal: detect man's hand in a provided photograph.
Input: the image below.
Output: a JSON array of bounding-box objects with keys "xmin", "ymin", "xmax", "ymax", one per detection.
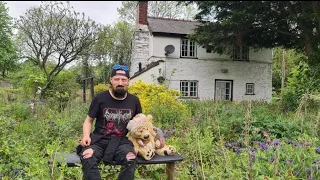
[
  {"xmin": 126, "ymin": 152, "xmax": 136, "ymax": 161},
  {"xmin": 82, "ymin": 148, "xmax": 94, "ymax": 159},
  {"xmin": 81, "ymin": 136, "xmax": 91, "ymax": 147}
]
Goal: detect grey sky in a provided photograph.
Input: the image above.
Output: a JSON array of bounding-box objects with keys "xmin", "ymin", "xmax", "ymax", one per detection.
[{"xmin": 4, "ymin": 1, "xmax": 123, "ymax": 25}]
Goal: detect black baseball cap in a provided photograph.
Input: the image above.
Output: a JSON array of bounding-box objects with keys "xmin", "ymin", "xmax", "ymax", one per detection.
[{"xmin": 110, "ymin": 64, "xmax": 130, "ymax": 78}]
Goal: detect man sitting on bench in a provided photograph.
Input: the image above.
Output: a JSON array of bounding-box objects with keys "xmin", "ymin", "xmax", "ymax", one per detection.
[{"xmin": 76, "ymin": 64, "xmax": 165, "ymax": 180}]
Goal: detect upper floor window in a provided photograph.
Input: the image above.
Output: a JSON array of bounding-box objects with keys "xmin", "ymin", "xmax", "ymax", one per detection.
[
  {"xmin": 233, "ymin": 45, "xmax": 249, "ymax": 60},
  {"xmin": 180, "ymin": 80, "xmax": 198, "ymax": 98},
  {"xmin": 181, "ymin": 38, "xmax": 197, "ymax": 58}
]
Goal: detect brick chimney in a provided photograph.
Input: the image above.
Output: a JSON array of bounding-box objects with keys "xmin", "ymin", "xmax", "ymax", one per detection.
[{"xmin": 136, "ymin": 1, "xmax": 148, "ymax": 26}]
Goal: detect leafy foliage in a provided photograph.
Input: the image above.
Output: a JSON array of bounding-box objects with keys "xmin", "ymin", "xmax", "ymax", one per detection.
[
  {"xmin": 0, "ymin": 2, "xmax": 18, "ymax": 77},
  {"xmin": 93, "ymin": 83, "xmax": 109, "ymax": 94},
  {"xmin": 128, "ymin": 80, "xmax": 189, "ymax": 129},
  {"xmin": 183, "ymin": 1, "xmax": 320, "ymax": 59},
  {"xmin": 117, "ymin": 1, "xmax": 199, "ymax": 25},
  {"xmin": 16, "ymin": 1, "xmax": 100, "ymax": 98},
  {"xmin": 1, "ymin": 84, "xmax": 320, "ymax": 179}
]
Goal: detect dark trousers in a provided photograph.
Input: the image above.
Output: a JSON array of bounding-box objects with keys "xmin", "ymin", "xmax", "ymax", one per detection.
[{"xmin": 80, "ymin": 137, "xmax": 136, "ymax": 180}]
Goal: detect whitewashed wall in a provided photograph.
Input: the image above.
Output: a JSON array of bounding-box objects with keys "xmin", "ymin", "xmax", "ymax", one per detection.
[
  {"xmin": 130, "ymin": 33, "xmax": 272, "ymax": 102},
  {"xmin": 129, "ymin": 61, "xmax": 165, "ymax": 85}
]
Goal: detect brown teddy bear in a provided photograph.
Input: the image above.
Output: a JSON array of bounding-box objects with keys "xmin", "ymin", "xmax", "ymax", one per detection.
[{"xmin": 126, "ymin": 113, "xmax": 176, "ymax": 160}]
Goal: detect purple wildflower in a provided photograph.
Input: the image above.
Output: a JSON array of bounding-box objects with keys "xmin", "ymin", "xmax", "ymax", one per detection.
[
  {"xmin": 249, "ymin": 152, "xmax": 255, "ymax": 161},
  {"xmin": 269, "ymin": 157, "xmax": 274, "ymax": 163},
  {"xmin": 224, "ymin": 143, "xmax": 232, "ymax": 148},
  {"xmin": 232, "ymin": 141, "xmax": 238, "ymax": 147},
  {"xmin": 253, "ymin": 141, "xmax": 261, "ymax": 146},
  {"xmin": 260, "ymin": 143, "xmax": 269, "ymax": 150},
  {"xmin": 273, "ymin": 139, "xmax": 280, "ymax": 146},
  {"xmin": 235, "ymin": 148, "xmax": 241, "ymax": 155},
  {"xmin": 293, "ymin": 142, "xmax": 301, "ymax": 147},
  {"xmin": 313, "ymin": 159, "xmax": 318, "ymax": 164},
  {"xmin": 306, "ymin": 168, "xmax": 312, "ymax": 175},
  {"xmin": 249, "ymin": 147, "xmax": 257, "ymax": 152},
  {"xmin": 315, "ymin": 148, "xmax": 320, "ymax": 154},
  {"xmin": 318, "ymin": 164, "xmax": 320, "ymax": 169}
]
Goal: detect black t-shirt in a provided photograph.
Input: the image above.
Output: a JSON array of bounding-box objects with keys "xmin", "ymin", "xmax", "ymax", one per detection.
[{"xmin": 88, "ymin": 90, "xmax": 142, "ymax": 137}]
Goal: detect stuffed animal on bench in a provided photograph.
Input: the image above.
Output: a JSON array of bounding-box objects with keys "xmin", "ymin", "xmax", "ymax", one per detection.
[{"xmin": 126, "ymin": 113, "xmax": 176, "ymax": 160}]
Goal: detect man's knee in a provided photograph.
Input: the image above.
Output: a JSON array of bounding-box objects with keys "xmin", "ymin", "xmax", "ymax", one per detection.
[{"xmin": 82, "ymin": 148, "xmax": 95, "ymax": 159}]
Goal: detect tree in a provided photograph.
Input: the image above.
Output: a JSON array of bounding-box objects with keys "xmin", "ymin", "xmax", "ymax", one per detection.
[
  {"xmin": 272, "ymin": 47, "xmax": 307, "ymax": 93},
  {"xmin": 183, "ymin": 1, "xmax": 320, "ymax": 59},
  {"xmin": 16, "ymin": 1, "xmax": 100, "ymax": 98},
  {"xmin": 0, "ymin": 2, "xmax": 18, "ymax": 77},
  {"xmin": 90, "ymin": 21, "xmax": 135, "ymax": 83},
  {"xmin": 117, "ymin": 1, "xmax": 199, "ymax": 25}
]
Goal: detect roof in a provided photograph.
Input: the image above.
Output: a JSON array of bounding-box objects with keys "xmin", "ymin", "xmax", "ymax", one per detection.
[
  {"xmin": 147, "ymin": 16, "xmax": 201, "ymax": 35},
  {"xmin": 130, "ymin": 60, "xmax": 164, "ymax": 79}
]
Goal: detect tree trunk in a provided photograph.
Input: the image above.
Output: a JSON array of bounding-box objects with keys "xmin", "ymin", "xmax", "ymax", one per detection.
[{"xmin": 281, "ymin": 48, "xmax": 286, "ymax": 91}]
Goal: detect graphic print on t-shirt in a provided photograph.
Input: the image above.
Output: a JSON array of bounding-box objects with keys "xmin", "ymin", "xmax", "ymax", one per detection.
[{"xmin": 102, "ymin": 108, "xmax": 132, "ymax": 136}]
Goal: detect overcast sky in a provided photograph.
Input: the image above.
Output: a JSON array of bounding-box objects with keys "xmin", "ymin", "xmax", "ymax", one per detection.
[{"xmin": 4, "ymin": 1, "xmax": 123, "ymax": 25}]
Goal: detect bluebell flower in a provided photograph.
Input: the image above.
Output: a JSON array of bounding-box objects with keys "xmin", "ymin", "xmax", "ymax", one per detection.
[
  {"xmin": 249, "ymin": 152, "xmax": 255, "ymax": 161},
  {"xmin": 306, "ymin": 168, "xmax": 312, "ymax": 174},
  {"xmin": 313, "ymin": 159, "xmax": 318, "ymax": 164},
  {"xmin": 260, "ymin": 143, "xmax": 269, "ymax": 150},
  {"xmin": 269, "ymin": 157, "xmax": 274, "ymax": 163},
  {"xmin": 273, "ymin": 139, "xmax": 280, "ymax": 146}
]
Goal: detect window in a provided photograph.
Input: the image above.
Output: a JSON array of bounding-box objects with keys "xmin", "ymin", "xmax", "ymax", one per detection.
[
  {"xmin": 180, "ymin": 80, "xmax": 198, "ymax": 97},
  {"xmin": 206, "ymin": 47, "xmax": 213, "ymax": 53},
  {"xmin": 233, "ymin": 45, "xmax": 249, "ymax": 60},
  {"xmin": 215, "ymin": 80, "xmax": 233, "ymax": 101},
  {"xmin": 181, "ymin": 38, "xmax": 197, "ymax": 58},
  {"xmin": 246, "ymin": 83, "xmax": 255, "ymax": 95}
]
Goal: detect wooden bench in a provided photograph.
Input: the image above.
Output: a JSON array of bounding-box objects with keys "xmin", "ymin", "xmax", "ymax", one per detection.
[{"xmin": 49, "ymin": 152, "xmax": 183, "ymax": 180}]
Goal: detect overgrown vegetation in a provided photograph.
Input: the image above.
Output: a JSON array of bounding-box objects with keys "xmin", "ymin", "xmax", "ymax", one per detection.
[
  {"xmin": 1, "ymin": 81, "xmax": 320, "ymax": 179},
  {"xmin": 1, "ymin": 1, "xmax": 320, "ymax": 179}
]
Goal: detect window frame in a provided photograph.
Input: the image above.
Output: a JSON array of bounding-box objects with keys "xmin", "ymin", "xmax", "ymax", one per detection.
[
  {"xmin": 180, "ymin": 80, "xmax": 199, "ymax": 98},
  {"xmin": 233, "ymin": 44, "xmax": 249, "ymax": 61},
  {"xmin": 214, "ymin": 79, "xmax": 233, "ymax": 101},
  {"xmin": 180, "ymin": 38, "xmax": 197, "ymax": 58},
  {"xmin": 245, "ymin": 83, "xmax": 255, "ymax": 95}
]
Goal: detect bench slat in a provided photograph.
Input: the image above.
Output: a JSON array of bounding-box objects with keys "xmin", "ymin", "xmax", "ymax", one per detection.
[{"xmin": 50, "ymin": 152, "xmax": 183, "ymax": 166}]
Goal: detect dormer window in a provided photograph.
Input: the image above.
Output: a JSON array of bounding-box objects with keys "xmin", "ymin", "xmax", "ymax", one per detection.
[
  {"xmin": 233, "ymin": 44, "xmax": 249, "ymax": 60},
  {"xmin": 181, "ymin": 38, "xmax": 197, "ymax": 58}
]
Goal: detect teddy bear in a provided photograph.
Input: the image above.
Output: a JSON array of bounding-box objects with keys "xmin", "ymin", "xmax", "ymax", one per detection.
[{"xmin": 126, "ymin": 113, "xmax": 176, "ymax": 160}]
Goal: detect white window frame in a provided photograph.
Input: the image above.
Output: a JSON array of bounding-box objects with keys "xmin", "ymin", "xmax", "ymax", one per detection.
[
  {"xmin": 180, "ymin": 80, "xmax": 198, "ymax": 98},
  {"xmin": 246, "ymin": 83, "xmax": 255, "ymax": 95},
  {"xmin": 215, "ymin": 80, "xmax": 233, "ymax": 101},
  {"xmin": 233, "ymin": 45, "xmax": 249, "ymax": 60},
  {"xmin": 181, "ymin": 38, "xmax": 197, "ymax": 58}
]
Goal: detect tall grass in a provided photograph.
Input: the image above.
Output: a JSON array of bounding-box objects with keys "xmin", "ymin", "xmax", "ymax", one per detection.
[{"xmin": 1, "ymin": 88, "xmax": 320, "ymax": 179}]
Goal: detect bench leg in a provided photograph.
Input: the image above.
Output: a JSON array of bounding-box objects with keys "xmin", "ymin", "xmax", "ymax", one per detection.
[{"xmin": 166, "ymin": 162, "xmax": 175, "ymax": 180}]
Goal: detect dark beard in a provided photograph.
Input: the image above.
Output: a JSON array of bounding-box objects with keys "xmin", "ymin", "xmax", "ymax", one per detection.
[{"xmin": 112, "ymin": 87, "xmax": 127, "ymax": 98}]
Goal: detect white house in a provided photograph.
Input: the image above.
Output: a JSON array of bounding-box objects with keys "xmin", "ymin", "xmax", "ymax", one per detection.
[{"xmin": 129, "ymin": 1, "xmax": 272, "ymax": 102}]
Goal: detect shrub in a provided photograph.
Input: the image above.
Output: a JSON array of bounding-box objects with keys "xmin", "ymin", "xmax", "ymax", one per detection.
[
  {"xmin": 128, "ymin": 80, "xmax": 189, "ymax": 129},
  {"xmin": 94, "ymin": 83, "xmax": 109, "ymax": 94}
]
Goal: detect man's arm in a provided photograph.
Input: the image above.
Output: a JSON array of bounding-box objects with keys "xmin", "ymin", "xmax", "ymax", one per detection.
[
  {"xmin": 81, "ymin": 115, "xmax": 94, "ymax": 147},
  {"xmin": 83, "ymin": 115, "xmax": 94, "ymax": 137}
]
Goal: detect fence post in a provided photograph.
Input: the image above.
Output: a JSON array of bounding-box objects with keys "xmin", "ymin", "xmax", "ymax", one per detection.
[
  {"xmin": 90, "ymin": 77, "xmax": 94, "ymax": 100},
  {"xmin": 83, "ymin": 79, "xmax": 86, "ymax": 102}
]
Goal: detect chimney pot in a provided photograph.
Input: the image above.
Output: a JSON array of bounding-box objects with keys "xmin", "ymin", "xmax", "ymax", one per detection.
[{"xmin": 136, "ymin": 1, "xmax": 148, "ymax": 26}]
